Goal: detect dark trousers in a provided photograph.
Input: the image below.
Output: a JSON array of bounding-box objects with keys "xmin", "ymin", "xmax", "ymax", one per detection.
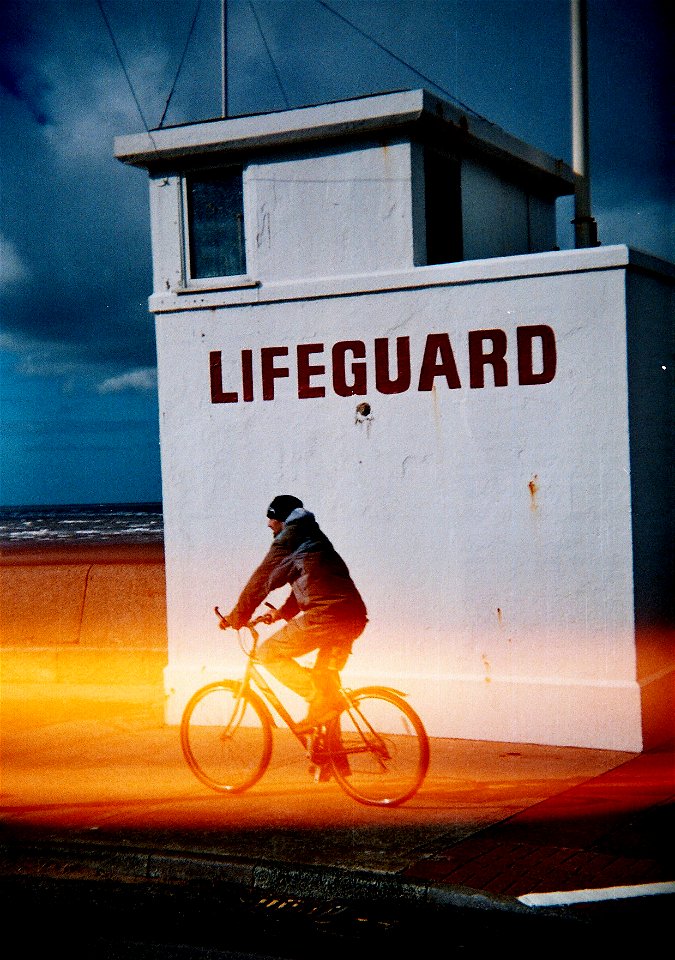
[{"xmin": 256, "ymin": 612, "xmax": 366, "ymax": 701}]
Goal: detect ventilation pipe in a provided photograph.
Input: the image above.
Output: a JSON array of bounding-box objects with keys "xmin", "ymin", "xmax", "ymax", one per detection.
[{"xmin": 571, "ymin": 0, "xmax": 599, "ymax": 247}]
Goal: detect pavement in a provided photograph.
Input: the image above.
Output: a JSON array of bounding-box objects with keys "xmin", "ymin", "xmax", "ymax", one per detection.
[{"xmin": 1, "ymin": 684, "xmax": 673, "ymax": 956}]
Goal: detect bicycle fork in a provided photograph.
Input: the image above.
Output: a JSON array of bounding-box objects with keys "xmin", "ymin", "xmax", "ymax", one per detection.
[{"xmin": 220, "ymin": 682, "xmax": 250, "ymax": 740}]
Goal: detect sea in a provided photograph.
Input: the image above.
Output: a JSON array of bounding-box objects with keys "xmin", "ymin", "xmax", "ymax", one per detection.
[{"xmin": 0, "ymin": 503, "xmax": 164, "ymax": 548}]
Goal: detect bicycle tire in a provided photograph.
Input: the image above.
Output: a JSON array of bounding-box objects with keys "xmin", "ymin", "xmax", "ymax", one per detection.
[
  {"xmin": 180, "ymin": 680, "xmax": 273, "ymax": 793},
  {"xmin": 326, "ymin": 686, "xmax": 429, "ymax": 807}
]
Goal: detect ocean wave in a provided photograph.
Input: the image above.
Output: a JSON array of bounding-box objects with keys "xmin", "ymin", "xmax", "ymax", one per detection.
[{"xmin": 0, "ymin": 503, "xmax": 164, "ymax": 546}]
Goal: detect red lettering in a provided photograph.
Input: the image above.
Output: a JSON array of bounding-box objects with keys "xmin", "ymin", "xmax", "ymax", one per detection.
[
  {"xmin": 297, "ymin": 343, "xmax": 326, "ymax": 399},
  {"xmin": 468, "ymin": 329, "xmax": 508, "ymax": 388},
  {"xmin": 209, "ymin": 351, "xmax": 238, "ymax": 403},
  {"xmin": 517, "ymin": 325, "xmax": 557, "ymax": 385},
  {"xmin": 332, "ymin": 341, "xmax": 367, "ymax": 396},
  {"xmin": 375, "ymin": 337, "xmax": 411, "ymax": 394},
  {"xmin": 211, "ymin": 327, "xmax": 557, "ymax": 405},
  {"xmin": 417, "ymin": 334, "xmax": 461, "ymax": 391},
  {"xmin": 261, "ymin": 347, "xmax": 289, "ymax": 400},
  {"xmin": 242, "ymin": 349, "xmax": 254, "ymax": 402}
]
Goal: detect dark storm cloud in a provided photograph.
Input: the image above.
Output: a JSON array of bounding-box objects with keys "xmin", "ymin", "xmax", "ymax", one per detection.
[
  {"xmin": 0, "ymin": 0, "xmax": 164, "ymax": 370},
  {"xmin": 0, "ymin": 61, "xmax": 52, "ymax": 126},
  {"xmin": 0, "ymin": 8, "xmax": 53, "ymax": 125},
  {"xmin": 0, "ymin": 135, "xmax": 154, "ymax": 366},
  {"xmin": 1, "ymin": 277, "xmax": 155, "ymax": 367},
  {"xmin": 0, "ymin": 0, "xmax": 671, "ymax": 506},
  {"xmin": 2, "ymin": 1, "xmax": 672, "ymax": 370},
  {"xmin": 589, "ymin": 3, "xmax": 671, "ymax": 158}
]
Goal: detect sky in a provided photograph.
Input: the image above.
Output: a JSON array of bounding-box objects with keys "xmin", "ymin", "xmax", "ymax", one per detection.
[{"xmin": 0, "ymin": 0, "xmax": 672, "ymax": 507}]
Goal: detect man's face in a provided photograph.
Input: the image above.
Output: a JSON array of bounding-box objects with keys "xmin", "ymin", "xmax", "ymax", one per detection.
[{"xmin": 268, "ymin": 518, "xmax": 284, "ymax": 536}]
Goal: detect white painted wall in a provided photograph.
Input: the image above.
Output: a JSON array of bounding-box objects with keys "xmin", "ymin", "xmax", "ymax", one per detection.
[
  {"xmin": 146, "ymin": 140, "xmax": 423, "ymax": 294},
  {"xmin": 117, "ymin": 93, "xmax": 672, "ymax": 752},
  {"xmin": 155, "ymin": 246, "xmax": 658, "ymax": 751},
  {"xmin": 245, "ymin": 140, "xmax": 422, "ymax": 280},
  {"xmin": 149, "ymin": 173, "xmax": 183, "ymax": 293},
  {"xmin": 146, "ymin": 143, "xmax": 561, "ymax": 294}
]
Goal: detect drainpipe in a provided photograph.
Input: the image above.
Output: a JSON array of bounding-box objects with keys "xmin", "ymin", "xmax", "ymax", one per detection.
[{"xmin": 571, "ymin": 0, "xmax": 599, "ymax": 247}]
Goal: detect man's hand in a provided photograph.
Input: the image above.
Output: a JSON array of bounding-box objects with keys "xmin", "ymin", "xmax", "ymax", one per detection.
[
  {"xmin": 214, "ymin": 606, "xmax": 231, "ymax": 630},
  {"xmin": 260, "ymin": 601, "xmax": 278, "ymax": 625}
]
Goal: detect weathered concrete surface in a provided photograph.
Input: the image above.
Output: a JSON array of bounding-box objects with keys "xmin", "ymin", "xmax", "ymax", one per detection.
[{"xmin": 0, "ymin": 544, "xmax": 167, "ymax": 693}]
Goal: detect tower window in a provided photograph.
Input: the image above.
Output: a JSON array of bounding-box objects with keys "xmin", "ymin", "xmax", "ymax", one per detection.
[{"xmin": 186, "ymin": 168, "xmax": 245, "ymax": 279}]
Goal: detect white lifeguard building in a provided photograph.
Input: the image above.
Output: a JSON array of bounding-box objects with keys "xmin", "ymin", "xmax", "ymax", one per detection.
[{"xmin": 115, "ymin": 89, "xmax": 673, "ymax": 752}]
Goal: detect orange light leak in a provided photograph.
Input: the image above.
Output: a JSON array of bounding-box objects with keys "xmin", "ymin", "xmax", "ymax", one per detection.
[
  {"xmin": 2, "ymin": 655, "xmax": 672, "ymax": 841},
  {"xmin": 1, "ymin": 546, "xmax": 673, "ymax": 840}
]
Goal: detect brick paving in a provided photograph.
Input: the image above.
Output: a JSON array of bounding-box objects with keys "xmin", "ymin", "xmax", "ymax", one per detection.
[{"xmin": 403, "ymin": 747, "xmax": 675, "ymax": 896}]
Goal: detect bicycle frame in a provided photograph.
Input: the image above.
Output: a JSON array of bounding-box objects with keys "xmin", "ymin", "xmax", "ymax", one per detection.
[
  {"xmin": 245, "ymin": 659, "xmax": 309, "ymax": 743},
  {"xmin": 191, "ymin": 607, "xmax": 430, "ymax": 804},
  {"xmin": 221, "ymin": 612, "xmax": 315, "ymax": 748},
  {"xmin": 230, "ymin": 619, "xmax": 413, "ymax": 758},
  {"xmin": 245, "ymin": 660, "xmax": 387, "ymax": 761}
]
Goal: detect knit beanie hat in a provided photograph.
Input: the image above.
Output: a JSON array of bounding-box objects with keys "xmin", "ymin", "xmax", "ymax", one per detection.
[{"xmin": 266, "ymin": 495, "xmax": 303, "ymax": 522}]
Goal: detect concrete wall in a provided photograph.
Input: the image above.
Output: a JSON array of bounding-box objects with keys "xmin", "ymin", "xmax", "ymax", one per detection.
[
  {"xmin": 119, "ymin": 90, "xmax": 574, "ymax": 294},
  {"xmin": 152, "ymin": 244, "xmax": 673, "ymax": 752},
  {"xmin": 114, "ymin": 93, "xmax": 669, "ymax": 752},
  {"xmin": 461, "ymin": 160, "xmax": 557, "ymax": 260},
  {"xmin": 147, "ymin": 139, "xmax": 421, "ymax": 294},
  {"xmin": 246, "ymin": 140, "xmax": 422, "ymax": 281},
  {"xmin": 624, "ymin": 262, "xmax": 675, "ymax": 749},
  {"xmin": 0, "ymin": 545, "xmax": 167, "ymax": 698}
]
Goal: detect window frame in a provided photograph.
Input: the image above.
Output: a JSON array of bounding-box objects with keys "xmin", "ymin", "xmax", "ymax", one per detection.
[{"xmin": 180, "ymin": 164, "xmax": 252, "ymax": 289}]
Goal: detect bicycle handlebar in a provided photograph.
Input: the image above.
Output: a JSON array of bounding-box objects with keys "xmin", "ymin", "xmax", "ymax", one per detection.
[{"xmin": 214, "ymin": 603, "xmax": 277, "ymax": 630}]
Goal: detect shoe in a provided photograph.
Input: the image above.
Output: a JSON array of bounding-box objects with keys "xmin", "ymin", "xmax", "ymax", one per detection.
[{"xmin": 296, "ymin": 694, "xmax": 343, "ymax": 734}]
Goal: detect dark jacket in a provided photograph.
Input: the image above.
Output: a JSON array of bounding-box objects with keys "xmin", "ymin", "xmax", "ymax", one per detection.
[{"xmin": 227, "ymin": 508, "xmax": 367, "ymax": 630}]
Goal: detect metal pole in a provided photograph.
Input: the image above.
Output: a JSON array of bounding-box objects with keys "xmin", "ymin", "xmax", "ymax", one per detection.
[
  {"xmin": 571, "ymin": 0, "xmax": 598, "ymax": 247},
  {"xmin": 221, "ymin": 0, "xmax": 228, "ymax": 117}
]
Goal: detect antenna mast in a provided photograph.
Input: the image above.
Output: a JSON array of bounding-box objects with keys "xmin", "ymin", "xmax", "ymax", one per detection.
[
  {"xmin": 571, "ymin": 0, "xmax": 599, "ymax": 247},
  {"xmin": 221, "ymin": 0, "xmax": 228, "ymax": 117}
]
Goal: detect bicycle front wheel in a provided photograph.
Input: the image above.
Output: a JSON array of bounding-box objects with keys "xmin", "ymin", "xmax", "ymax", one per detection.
[
  {"xmin": 180, "ymin": 681, "xmax": 273, "ymax": 793},
  {"xmin": 327, "ymin": 687, "xmax": 429, "ymax": 807}
]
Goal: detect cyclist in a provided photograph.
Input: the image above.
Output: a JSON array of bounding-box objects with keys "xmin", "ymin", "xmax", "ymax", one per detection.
[{"xmin": 220, "ymin": 495, "xmax": 368, "ymax": 733}]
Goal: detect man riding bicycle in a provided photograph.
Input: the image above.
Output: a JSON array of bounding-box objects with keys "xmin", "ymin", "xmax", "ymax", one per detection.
[{"xmin": 220, "ymin": 496, "xmax": 368, "ymax": 733}]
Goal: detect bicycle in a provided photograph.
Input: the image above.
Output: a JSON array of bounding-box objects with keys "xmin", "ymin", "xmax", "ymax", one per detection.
[{"xmin": 179, "ymin": 606, "xmax": 430, "ymax": 807}]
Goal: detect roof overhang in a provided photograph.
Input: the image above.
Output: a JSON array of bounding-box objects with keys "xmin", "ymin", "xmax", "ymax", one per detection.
[{"xmin": 114, "ymin": 88, "xmax": 576, "ymax": 198}]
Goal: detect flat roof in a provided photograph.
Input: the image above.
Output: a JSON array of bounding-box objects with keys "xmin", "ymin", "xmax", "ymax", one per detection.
[{"xmin": 115, "ymin": 88, "xmax": 575, "ymax": 195}]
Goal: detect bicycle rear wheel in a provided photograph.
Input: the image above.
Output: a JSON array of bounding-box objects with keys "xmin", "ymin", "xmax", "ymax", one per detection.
[
  {"xmin": 180, "ymin": 680, "xmax": 273, "ymax": 793},
  {"xmin": 327, "ymin": 687, "xmax": 429, "ymax": 807}
]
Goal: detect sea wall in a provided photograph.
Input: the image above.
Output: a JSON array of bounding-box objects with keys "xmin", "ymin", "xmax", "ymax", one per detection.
[{"xmin": 0, "ymin": 544, "xmax": 167, "ymax": 698}]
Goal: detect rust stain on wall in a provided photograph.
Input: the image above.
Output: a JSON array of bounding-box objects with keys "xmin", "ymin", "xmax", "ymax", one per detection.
[
  {"xmin": 481, "ymin": 653, "xmax": 491, "ymax": 682},
  {"xmin": 497, "ymin": 607, "xmax": 512, "ymax": 642},
  {"xmin": 528, "ymin": 474, "xmax": 540, "ymax": 511}
]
